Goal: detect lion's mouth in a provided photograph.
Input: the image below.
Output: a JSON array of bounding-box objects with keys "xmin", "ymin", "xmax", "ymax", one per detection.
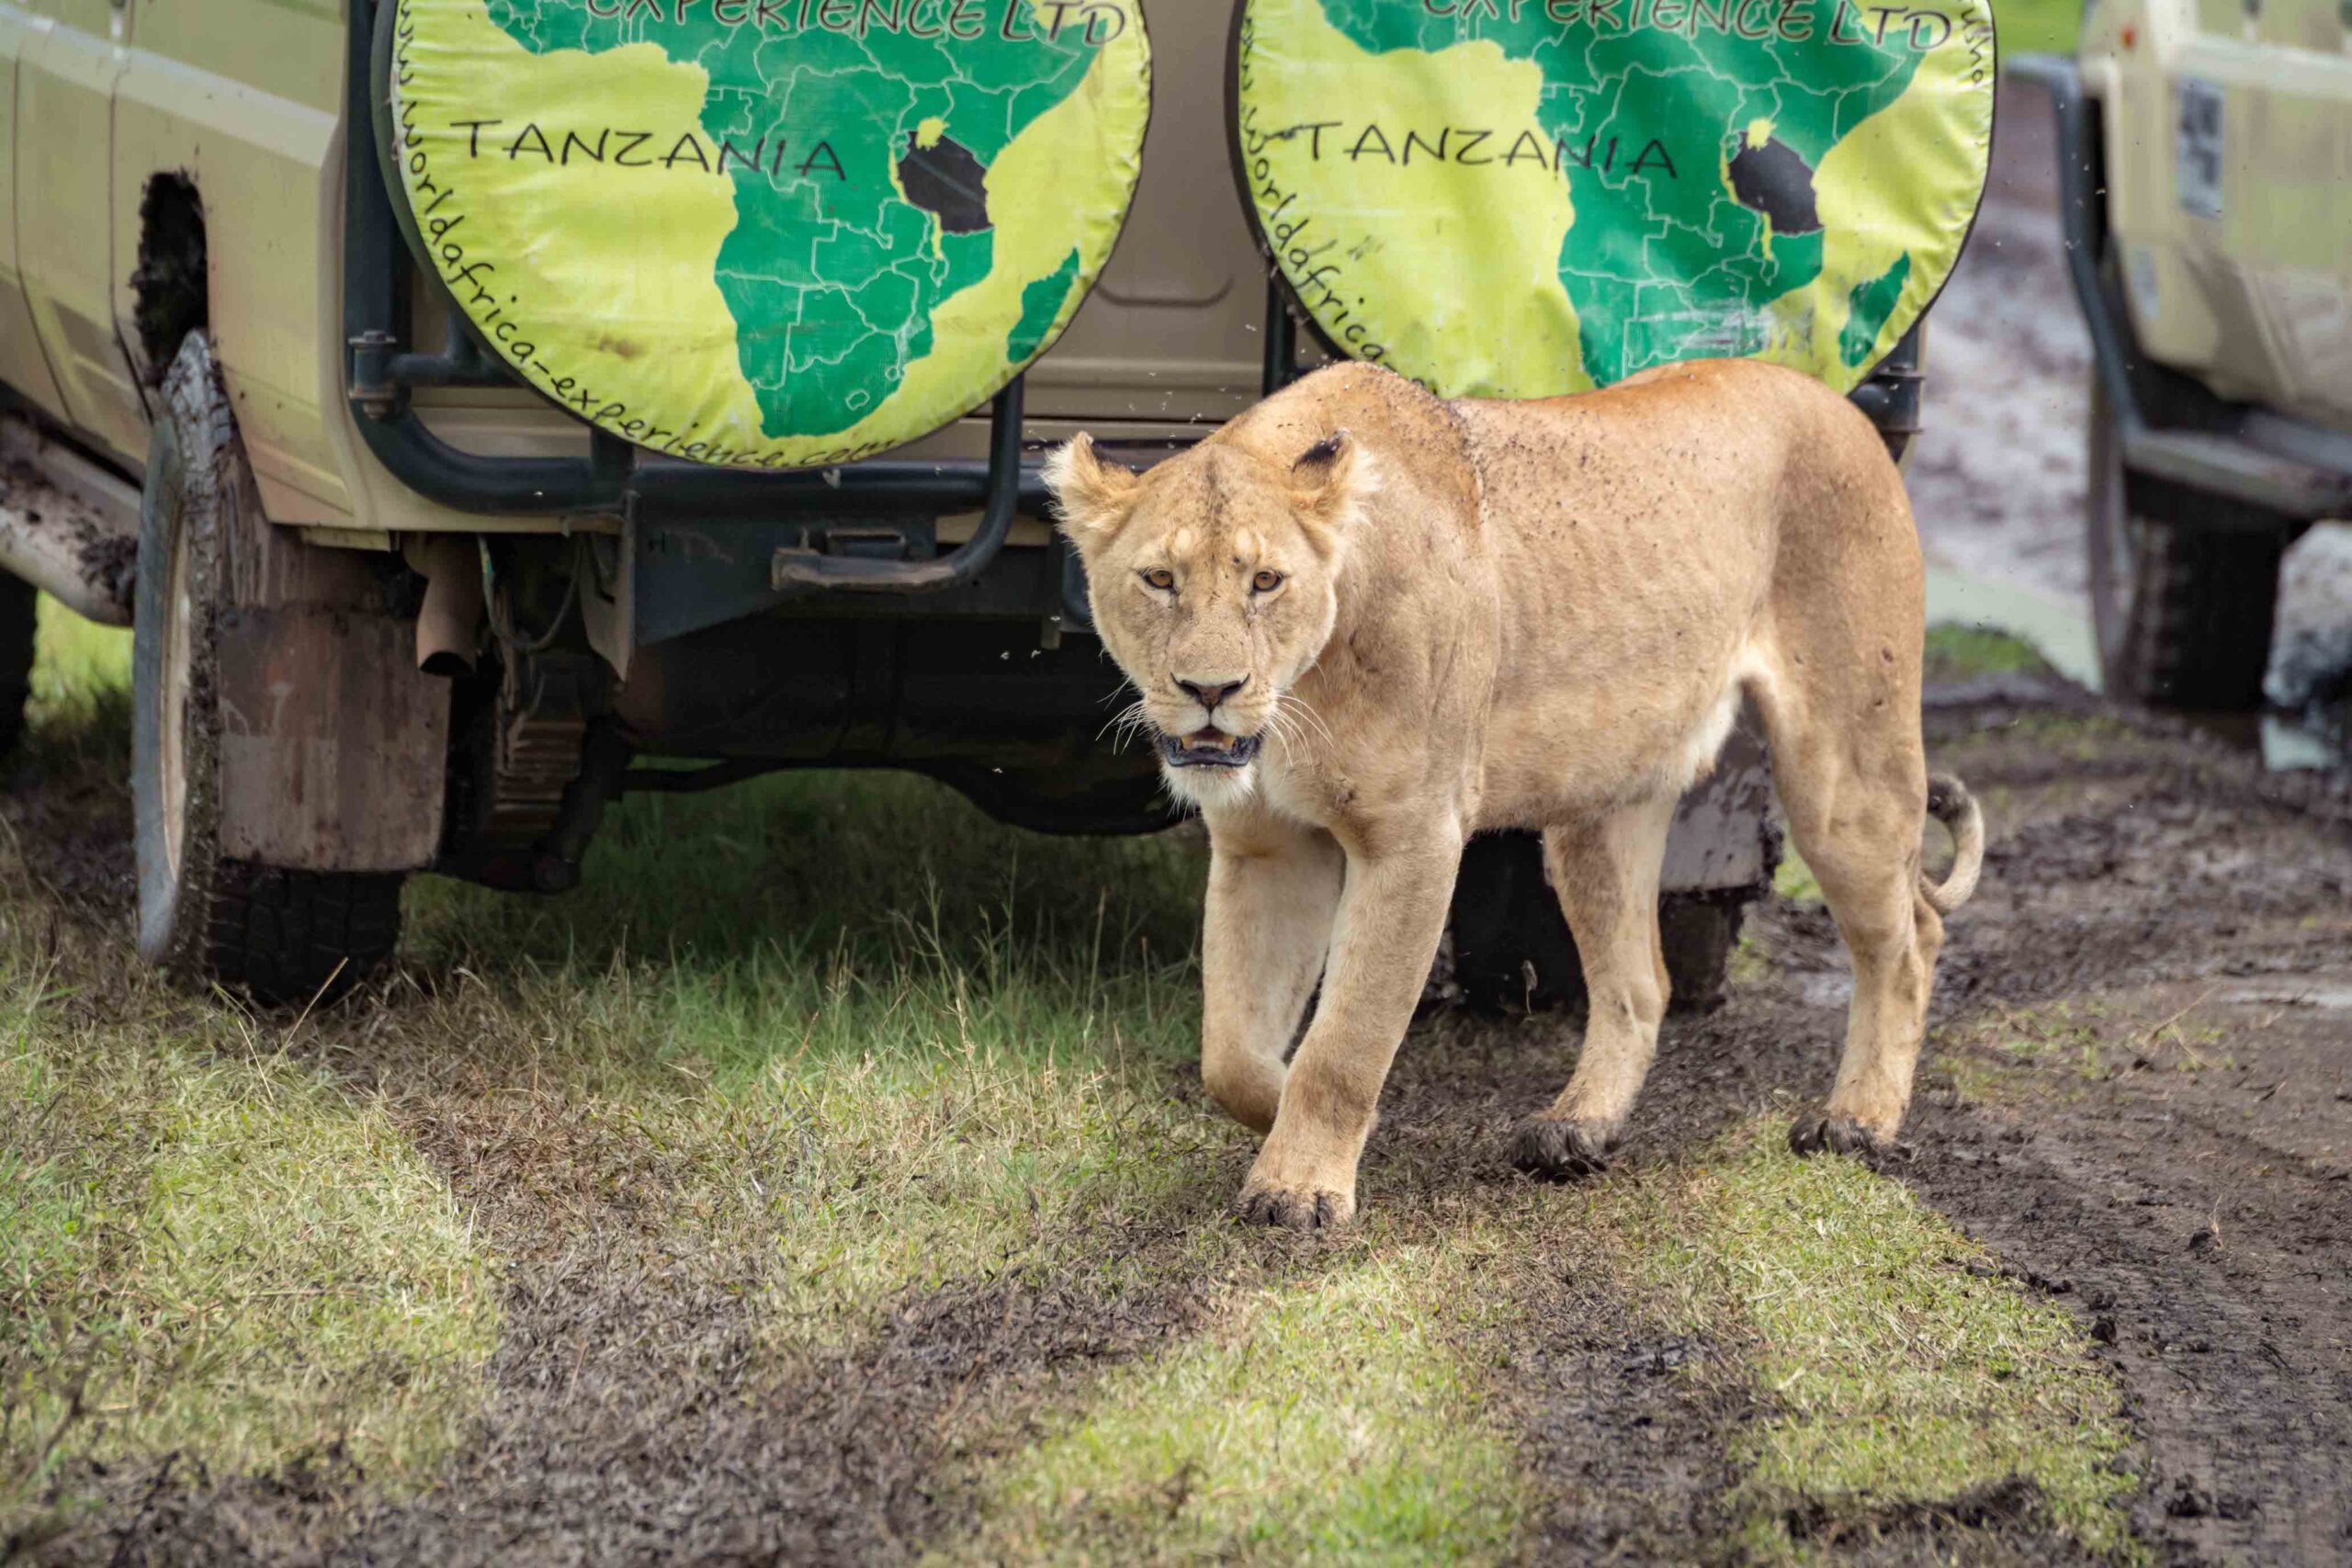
[{"xmin": 1159, "ymin": 728, "xmax": 1262, "ymax": 769}]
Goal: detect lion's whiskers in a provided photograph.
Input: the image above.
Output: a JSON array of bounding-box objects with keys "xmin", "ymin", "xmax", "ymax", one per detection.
[
  {"xmin": 1272, "ymin": 692, "xmax": 1333, "ymax": 756},
  {"xmin": 1099, "ymin": 695, "xmax": 1154, "ymax": 752}
]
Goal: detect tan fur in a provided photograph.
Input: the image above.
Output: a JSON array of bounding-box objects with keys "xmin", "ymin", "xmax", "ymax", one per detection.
[{"xmin": 1048, "ymin": 359, "xmax": 1984, "ymax": 1229}]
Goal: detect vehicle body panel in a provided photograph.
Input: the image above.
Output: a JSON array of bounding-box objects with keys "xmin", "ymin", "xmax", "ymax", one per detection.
[
  {"xmin": 14, "ymin": 0, "xmax": 148, "ymax": 457},
  {"xmin": 2084, "ymin": 0, "xmax": 2352, "ymax": 430},
  {"xmin": 113, "ymin": 0, "xmax": 354, "ymax": 521},
  {"xmin": 0, "ymin": 7, "xmax": 69, "ymax": 417}
]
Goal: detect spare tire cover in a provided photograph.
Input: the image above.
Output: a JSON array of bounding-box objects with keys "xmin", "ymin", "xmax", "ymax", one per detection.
[
  {"xmin": 1231, "ymin": 0, "xmax": 1992, "ymax": 397},
  {"xmin": 387, "ymin": 0, "xmax": 1151, "ymax": 468}
]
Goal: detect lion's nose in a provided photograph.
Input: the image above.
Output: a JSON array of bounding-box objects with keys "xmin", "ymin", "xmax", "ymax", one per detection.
[{"xmin": 1175, "ymin": 674, "xmax": 1249, "ymax": 714}]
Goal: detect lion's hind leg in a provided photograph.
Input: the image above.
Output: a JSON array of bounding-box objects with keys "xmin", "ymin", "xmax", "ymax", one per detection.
[
  {"xmin": 1749, "ymin": 654, "xmax": 1943, "ymax": 1157},
  {"xmin": 1512, "ymin": 791, "xmax": 1679, "ymax": 1179}
]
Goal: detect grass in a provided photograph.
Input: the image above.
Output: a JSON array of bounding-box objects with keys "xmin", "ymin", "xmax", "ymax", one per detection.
[
  {"xmin": 398, "ymin": 764, "xmax": 1227, "ymax": 1351},
  {"xmin": 973, "ymin": 1239, "xmax": 1530, "ymax": 1562},
  {"xmin": 1992, "ymin": 0, "xmax": 2083, "ymax": 57},
  {"xmin": 2, "ymin": 595, "xmax": 2143, "ymax": 1559},
  {"xmin": 1924, "ymin": 623, "xmax": 2060, "ymax": 686},
  {"xmin": 1773, "ymin": 848, "xmax": 1824, "ymax": 905},
  {"xmin": 1, "ymin": 939, "xmax": 498, "ymax": 1537},
  {"xmin": 1594, "ymin": 1120, "xmax": 2139, "ymax": 1560},
  {"xmin": 1946, "ymin": 998, "xmax": 2235, "ymax": 1100},
  {"xmin": 3, "ymin": 608, "xmax": 498, "ymax": 1541}
]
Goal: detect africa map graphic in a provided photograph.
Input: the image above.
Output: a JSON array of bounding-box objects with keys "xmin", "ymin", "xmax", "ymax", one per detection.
[
  {"xmin": 1235, "ymin": 0, "xmax": 1995, "ymax": 398},
  {"xmin": 390, "ymin": 0, "xmax": 1150, "ymax": 468}
]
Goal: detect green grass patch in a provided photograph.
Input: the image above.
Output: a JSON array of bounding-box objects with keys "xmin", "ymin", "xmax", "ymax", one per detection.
[
  {"xmin": 9, "ymin": 599, "xmax": 131, "ymax": 791},
  {"xmin": 1596, "ymin": 1119, "xmax": 2138, "ymax": 1559},
  {"xmin": 0, "ymin": 962, "xmax": 498, "ymax": 1536},
  {"xmin": 1923, "ymin": 623, "xmax": 2059, "ymax": 685},
  {"xmin": 1993, "ymin": 0, "xmax": 2083, "ymax": 56},
  {"xmin": 4, "ymin": 602, "xmax": 495, "ymax": 1538},
  {"xmin": 1949, "ymin": 1000, "xmax": 2233, "ymax": 1097},
  {"xmin": 399, "ymin": 772, "xmax": 1227, "ymax": 1348},
  {"xmin": 27, "ymin": 598, "xmax": 130, "ymax": 726},
  {"xmin": 967, "ymin": 1239, "xmax": 1529, "ymax": 1562},
  {"xmin": 1772, "ymin": 847, "xmax": 1823, "ymax": 905}
]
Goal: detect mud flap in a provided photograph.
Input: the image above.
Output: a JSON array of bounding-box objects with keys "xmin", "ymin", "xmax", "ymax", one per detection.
[
  {"xmin": 1451, "ymin": 717, "xmax": 1778, "ymax": 1013},
  {"xmin": 1660, "ymin": 719, "xmax": 1776, "ymax": 895},
  {"xmin": 210, "ymin": 606, "xmax": 448, "ymax": 871}
]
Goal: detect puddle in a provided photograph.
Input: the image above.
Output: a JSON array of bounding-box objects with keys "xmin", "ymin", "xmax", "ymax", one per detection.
[
  {"xmin": 2216, "ymin": 980, "xmax": 2352, "ymax": 1011},
  {"xmin": 1923, "ymin": 564, "xmax": 2099, "ymax": 689},
  {"xmin": 2162, "ymin": 706, "xmax": 2349, "ymax": 773},
  {"xmin": 1923, "ymin": 561, "xmax": 2351, "ymax": 774}
]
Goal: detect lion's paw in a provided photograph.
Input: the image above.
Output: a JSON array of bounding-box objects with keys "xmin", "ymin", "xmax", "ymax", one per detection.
[
  {"xmin": 1233, "ymin": 1181, "xmax": 1355, "ymax": 1232},
  {"xmin": 1512, "ymin": 1117, "xmax": 1620, "ymax": 1180},
  {"xmin": 1787, "ymin": 1113, "xmax": 1908, "ymax": 1165}
]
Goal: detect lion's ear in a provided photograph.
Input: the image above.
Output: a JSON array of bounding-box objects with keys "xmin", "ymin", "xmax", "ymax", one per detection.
[
  {"xmin": 1289, "ymin": 430, "xmax": 1374, "ymax": 558},
  {"xmin": 1044, "ymin": 434, "xmax": 1141, "ymax": 548}
]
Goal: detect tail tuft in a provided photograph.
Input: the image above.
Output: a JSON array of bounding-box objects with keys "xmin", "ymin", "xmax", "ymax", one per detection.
[{"xmin": 1921, "ymin": 773, "xmax": 1984, "ymax": 915}]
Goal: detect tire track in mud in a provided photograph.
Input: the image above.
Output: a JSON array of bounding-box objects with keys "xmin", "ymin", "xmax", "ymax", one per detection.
[
  {"xmin": 18, "ymin": 682, "xmax": 2352, "ymax": 1563},
  {"xmin": 51, "ymin": 1019, "xmax": 1240, "ymax": 1568},
  {"xmin": 71, "ymin": 1167, "xmax": 1216, "ymax": 1566},
  {"xmin": 1344, "ymin": 1031, "xmax": 1758, "ymax": 1561},
  {"xmin": 1885, "ymin": 701, "xmax": 2352, "ymax": 1563}
]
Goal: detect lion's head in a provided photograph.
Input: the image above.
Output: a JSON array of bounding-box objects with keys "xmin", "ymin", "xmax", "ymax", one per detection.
[{"xmin": 1046, "ymin": 430, "xmax": 1374, "ymax": 805}]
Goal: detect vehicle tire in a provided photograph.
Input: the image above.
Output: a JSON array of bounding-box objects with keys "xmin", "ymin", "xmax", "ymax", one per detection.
[
  {"xmin": 1450, "ymin": 831, "xmax": 1747, "ymax": 1016},
  {"xmin": 2086, "ymin": 378, "xmax": 2283, "ymax": 710},
  {"xmin": 0, "ymin": 571, "xmax": 34, "ymax": 758},
  {"xmin": 133, "ymin": 333, "xmax": 403, "ymax": 1002}
]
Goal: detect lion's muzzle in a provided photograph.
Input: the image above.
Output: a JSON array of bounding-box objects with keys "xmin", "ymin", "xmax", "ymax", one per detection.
[{"xmin": 1159, "ymin": 729, "xmax": 1263, "ymax": 769}]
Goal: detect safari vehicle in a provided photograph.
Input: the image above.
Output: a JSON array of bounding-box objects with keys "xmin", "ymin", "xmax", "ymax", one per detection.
[
  {"xmin": 0, "ymin": 0, "xmax": 1988, "ymax": 1003},
  {"xmin": 2017, "ymin": 6, "xmax": 2352, "ymax": 710}
]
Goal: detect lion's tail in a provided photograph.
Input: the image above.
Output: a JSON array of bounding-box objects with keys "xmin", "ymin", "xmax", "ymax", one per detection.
[{"xmin": 1920, "ymin": 773, "xmax": 1984, "ymax": 915}]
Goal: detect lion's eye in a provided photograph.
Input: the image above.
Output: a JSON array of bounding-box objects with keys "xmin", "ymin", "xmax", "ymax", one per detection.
[
  {"xmin": 1251, "ymin": 569, "xmax": 1285, "ymax": 593},
  {"xmin": 1140, "ymin": 568, "xmax": 1176, "ymax": 592}
]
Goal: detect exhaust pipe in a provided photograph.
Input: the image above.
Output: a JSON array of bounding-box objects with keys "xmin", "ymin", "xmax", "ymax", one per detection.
[
  {"xmin": 0, "ymin": 417, "xmax": 139, "ymax": 626},
  {"xmin": 410, "ymin": 535, "xmax": 482, "ymax": 675}
]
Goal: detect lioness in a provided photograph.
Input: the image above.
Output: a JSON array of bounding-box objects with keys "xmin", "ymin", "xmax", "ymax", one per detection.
[{"xmin": 1046, "ymin": 358, "xmax": 1983, "ymax": 1229}]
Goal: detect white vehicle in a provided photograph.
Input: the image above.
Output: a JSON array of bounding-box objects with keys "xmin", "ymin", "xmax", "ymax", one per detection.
[{"xmin": 2019, "ymin": 3, "xmax": 2352, "ymax": 708}]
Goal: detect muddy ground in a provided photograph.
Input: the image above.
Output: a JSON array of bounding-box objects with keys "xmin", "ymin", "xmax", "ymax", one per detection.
[{"xmin": 17, "ymin": 659, "xmax": 2352, "ymax": 1567}]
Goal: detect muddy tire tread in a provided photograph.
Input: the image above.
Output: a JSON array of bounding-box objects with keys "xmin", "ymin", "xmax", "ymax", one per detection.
[
  {"xmin": 0, "ymin": 573, "xmax": 33, "ymax": 758},
  {"xmin": 2108, "ymin": 522, "xmax": 2282, "ymax": 712},
  {"xmin": 202, "ymin": 865, "xmax": 404, "ymax": 1003},
  {"xmin": 2087, "ymin": 376, "xmax": 2285, "ymax": 712},
  {"xmin": 136, "ymin": 332, "xmax": 407, "ymax": 1004}
]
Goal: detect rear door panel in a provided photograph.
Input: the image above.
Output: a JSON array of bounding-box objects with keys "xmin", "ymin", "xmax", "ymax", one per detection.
[
  {"xmin": 0, "ymin": 6, "xmax": 71, "ymax": 420},
  {"xmin": 15, "ymin": 0, "xmax": 147, "ymax": 461}
]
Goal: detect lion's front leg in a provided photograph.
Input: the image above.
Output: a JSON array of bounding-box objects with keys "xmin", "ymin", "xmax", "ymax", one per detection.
[
  {"xmin": 1200, "ymin": 812, "xmax": 1345, "ymax": 1132},
  {"xmin": 1236, "ymin": 821, "xmax": 1460, "ymax": 1229}
]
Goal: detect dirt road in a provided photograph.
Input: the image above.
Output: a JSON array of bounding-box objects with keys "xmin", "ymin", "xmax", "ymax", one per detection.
[{"xmin": 17, "ymin": 648, "xmax": 2352, "ymax": 1567}]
